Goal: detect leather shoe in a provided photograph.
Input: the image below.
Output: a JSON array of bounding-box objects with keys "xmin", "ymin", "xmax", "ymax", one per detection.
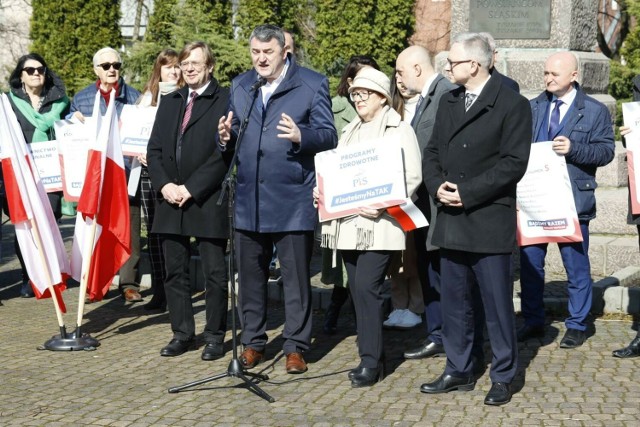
[
  {"xmin": 420, "ymin": 373, "xmax": 475, "ymax": 394},
  {"xmin": 612, "ymin": 336, "xmax": 640, "ymax": 358},
  {"xmin": 348, "ymin": 365, "xmax": 363, "ymax": 380},
  {"xmin": 160, "ymin": 338, "xmax": 196, "ymax": 357},
  {"xmin": 516, "ymin": 324, "xmax": 545, "ymax": 342},
  {"xmin": 285, "ymin": 352, "xmax": 308, "ymax": 374},
  {"xmin": 123, "ymin": 288, "xmax": 143, "ymax": 302},
  {"xmin": 484, "ymin": 382, "xmax": 512, "ymax": 406},
  {"xmin": 351, "ymin": 364, "xmax": 384, "ymax": 387},
  {"xmin": 404, "ymin": 339, "xmax": 445, "ymax": 359},
  {"xmin": 240, "ymin": 347, "xmax": 264, "ymax": 369},
  {"xmin": 559, "ymin": 328, "xmax": 586, "ymax": 349},
  {"xmin": 144, "ymin": 294, "xmax": 166, "ymax": 311},
  {"xmin": 201, "ymin": 342, "xmax": 224, "ymax": 361}
]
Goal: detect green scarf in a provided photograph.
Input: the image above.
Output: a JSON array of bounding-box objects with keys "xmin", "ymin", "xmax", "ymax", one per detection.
[{"xmin": 9, "ymin": 91, "xmax": 69, "ymax": 142}]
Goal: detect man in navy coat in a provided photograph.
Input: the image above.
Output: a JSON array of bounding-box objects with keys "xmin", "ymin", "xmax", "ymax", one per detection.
[
  {"xmin": 219, "ymin": 25, "xmax": 337, "ymax": 374},
  {"xmin": 517, "ymin": 52, "xmax": 614, "ymax": 348},
  {"xmin": 421, "ymin": 32, "xmax": 531, "ymax": 406}
]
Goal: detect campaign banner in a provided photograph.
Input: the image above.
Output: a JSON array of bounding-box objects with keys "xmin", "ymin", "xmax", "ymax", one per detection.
[
  {"xmin": 27, "ymin": 140, "xmax": 63, "ymax": 192},
  {"xmin": 54, "ymin": 120, "xmax": 91, "ymax": 202},
  {"xmin": 315, "ymin": 138, "xmax": 407, "ymax": 222},
  {"xmin": 119, "ymin": 105, "xmax": 158, "ymax": 156},
  {"xmin": 516, "ymin": 141, "xmax": 582, "ymax": 246},
  {"xmin": 622, "ymin": 102, "xmax": 640, "ymax": 214}
]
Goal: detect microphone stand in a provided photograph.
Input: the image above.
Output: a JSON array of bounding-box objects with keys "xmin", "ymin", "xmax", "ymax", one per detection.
[{"xmin": 168, "ymin": 79, "xmax": 274, "ymax": 403}]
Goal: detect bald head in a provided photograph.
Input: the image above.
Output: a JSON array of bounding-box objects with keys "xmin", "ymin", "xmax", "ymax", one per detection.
[
  {"xmin": 395, "ymin": 45, "xmax": 435, "ymax": 95},
  {"xmin": 544, "ymin": 51, "xmax": 578, "ymax": 98}
]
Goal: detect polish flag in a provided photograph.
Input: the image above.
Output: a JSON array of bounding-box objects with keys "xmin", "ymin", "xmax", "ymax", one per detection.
[
  {"xmin": 0, "ymin": 95, "xmax": 68, "ymax": 310},
  {"xmin": 387, "ymin": 199, "xmax": 429, "ymax": 231},
  {"xmin": 70, "ymin": 91, "xmax": 130, "ymax": 302}
]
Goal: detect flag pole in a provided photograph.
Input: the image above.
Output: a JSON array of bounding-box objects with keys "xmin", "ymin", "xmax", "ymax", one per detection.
[{"xmin": 70, "ymin": 216, "xmax": 100, "ymax": 349}]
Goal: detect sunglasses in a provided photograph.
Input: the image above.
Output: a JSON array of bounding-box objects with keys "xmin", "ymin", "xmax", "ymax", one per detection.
[
  {"xmin": 96, "ymin": 62, "xmax": 122, "ymax": 71},
  {"xmin": 23, "ymin": 66, "xmax": 46, "ymax": 76}
]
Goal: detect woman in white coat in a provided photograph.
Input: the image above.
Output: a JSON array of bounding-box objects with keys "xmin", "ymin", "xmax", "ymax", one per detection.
[{"xmin": 317, "ymin": 67, "xmax": 422, "ymax": 387}]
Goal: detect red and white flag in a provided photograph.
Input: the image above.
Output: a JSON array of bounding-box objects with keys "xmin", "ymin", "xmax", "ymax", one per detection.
[
  {"xmin": 0, "ymin": 94, "xmax": 69, "ymax": 310},
  {"xmin": 387, "ymin": 198, "xmax": 429, "ymax": 231},
  {"xmin": 71, "ymin": 91, "xmax": 130, "ymax": 302}
]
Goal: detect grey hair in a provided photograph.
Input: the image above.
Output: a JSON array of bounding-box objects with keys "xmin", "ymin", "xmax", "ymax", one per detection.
[
  {"xmin": 478, "ymin": 32, "xmax": 497, "ymax": 53},
  {"xmin": 93, "ymin": 47, "xmax": 122, "ymax": 66},
  {"xmin": 450, "ymin": 33, "xmax": 492, "ymax": 69},
  {"xmin": 249, "ymin": 24, "xmax": 285, "ymax": 48}
]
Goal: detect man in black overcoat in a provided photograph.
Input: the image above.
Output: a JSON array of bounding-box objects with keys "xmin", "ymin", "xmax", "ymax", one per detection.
[
  {"xmin": 147, "ymin": 41, "xmax": 231, "ymax": 361},
  {"xmin": 420, "ymin": 33, "xmax": 532, "ymax": 406}
]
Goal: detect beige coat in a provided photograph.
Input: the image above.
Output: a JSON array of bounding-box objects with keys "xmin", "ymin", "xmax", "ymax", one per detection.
[{"xmin": 322, "ymin": 106, "xmax": 422, "ymax": 251}]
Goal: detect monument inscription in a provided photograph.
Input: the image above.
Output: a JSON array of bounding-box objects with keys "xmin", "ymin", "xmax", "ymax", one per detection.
[{"xmin": 470, "ymin": 0, "xmax": 551, "ymax": 39}]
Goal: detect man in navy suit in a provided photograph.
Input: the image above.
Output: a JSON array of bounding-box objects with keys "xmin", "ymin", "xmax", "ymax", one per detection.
[
  {"xmin": 219, "ymin": 25, "xmax": 337, "ymax": 374},
  {"xmin": 421, "ymin": 32, "xmax": 531, "ymax": 406},
  {"xmin": 517, "ymin": 52, "xmax": 614, "ymax": 348}
]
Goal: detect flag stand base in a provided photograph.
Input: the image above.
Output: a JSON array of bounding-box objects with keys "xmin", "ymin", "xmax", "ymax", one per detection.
[{"xmin": 43, "ymin": 326, "xmax": 100, "ymax": 351}]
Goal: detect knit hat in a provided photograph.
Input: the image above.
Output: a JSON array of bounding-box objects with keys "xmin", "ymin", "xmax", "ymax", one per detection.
[{"xmin": 348, "ymin": 67, "xmax": 392, "ymax": 105}]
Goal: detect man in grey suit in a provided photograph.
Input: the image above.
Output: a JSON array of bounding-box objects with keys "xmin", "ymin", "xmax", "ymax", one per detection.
[{"xmin": 395, "ymin": 46, "xmax": 456, "ymax": 360}]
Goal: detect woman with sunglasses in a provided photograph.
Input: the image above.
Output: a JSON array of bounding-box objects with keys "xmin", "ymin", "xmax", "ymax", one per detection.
[
  {"xmin": 68, "ymin": 47, "xmax": 142, "ymax": 303},
  {"xmin": 6, "ymin": 53, "xmax": 70, "ymax": 297},
  {"xmin": 135, "ymin": 49, "xmax": 183, "ymax": 311}
]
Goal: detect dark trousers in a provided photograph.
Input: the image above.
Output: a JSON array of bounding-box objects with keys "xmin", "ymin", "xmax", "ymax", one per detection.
[
  {"xmin": 342, "ymin": 249, "xmax": 394, "ymax": 369},
  {"xmin": 520, "ymin": 221, "xmax": 592, "ymax": 331},
  {"xmin": 163, "ymin": 235, "xmax": 228, "ymax": 343},
  {"xmin": 236, "ymin": 229, "xmax": 313, "ymax": 354},
  {"xmin": 414, "ymin": 227, "xmax": 443, "ymax": 344},
  {"xmin": 440, "ymin": 249, "xmax": 517, "ymax": 383},
  {"xmin": 119, "ymin": 194, "xmax": 141, "ymax": 291},
  {"xmin": 140, "ymin": 175, "xmax": 165, "ymax": 290}
]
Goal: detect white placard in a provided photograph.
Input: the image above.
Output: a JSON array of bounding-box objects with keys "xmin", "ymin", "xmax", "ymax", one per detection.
[
  {"xmin": 54, "ymin": 120, "xmax": 91, "ymax": 202},
  {"xmin": 622, "ymin": 101, "xmax": 640, "ymax": 214},
  {"xmin": 516, "ymin": 141, "xmax": 582, "ymax": 245},
  {"xmin": 314, "ymin": 138, "xmax": 407, "ymax": 221},
  {"xmin": 28, "ymin": 140, "xmax": 63, "ymax": 192},
  {"xmin": 119, "ymin": 104, "xmax": 158, "ymax": 156}
]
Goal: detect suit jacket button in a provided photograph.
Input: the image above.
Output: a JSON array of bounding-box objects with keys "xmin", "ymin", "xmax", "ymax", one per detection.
[
  {"xmin": 463, "ymin": 144, "xmax": 468, "ymax": 148},
  {"xmin": 169, "ymin": 156, "xmax": 174, "ymax": 161},
  {"xmin": 459, "ymin": 173, "xmax": 465, "ymax": 178},
  {"xmin": 443, "ymin": 171, "xmax": 448, "ymax": 177},
  {"xmin": 262, "ymin": 127, "xmax": 267, "ymax": 132}
]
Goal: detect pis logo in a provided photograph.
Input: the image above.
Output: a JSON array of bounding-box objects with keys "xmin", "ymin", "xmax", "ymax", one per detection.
[{"xmin": 352, "ymin": 174, "xmax": 367, "ymax": 187}]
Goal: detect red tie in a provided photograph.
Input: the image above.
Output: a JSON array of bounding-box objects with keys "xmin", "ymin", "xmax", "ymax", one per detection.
[{"xmin": 181, "ymin": 92, "xmax": 197, "ymax": 134}]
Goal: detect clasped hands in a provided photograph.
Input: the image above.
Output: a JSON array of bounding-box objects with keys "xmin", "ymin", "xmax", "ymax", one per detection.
[
  {"xmin": 161, "ymin": 183, "xmax": 191, "ymax": 207},
  {"xmin": 312, "ymin": 186, "xmax": 384, "ymax": 219}
]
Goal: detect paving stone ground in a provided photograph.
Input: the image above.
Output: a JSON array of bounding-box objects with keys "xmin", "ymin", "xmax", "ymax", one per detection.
[{"xmin": 1, "ymin": 218, "xmax": 639, "ymax": 426}]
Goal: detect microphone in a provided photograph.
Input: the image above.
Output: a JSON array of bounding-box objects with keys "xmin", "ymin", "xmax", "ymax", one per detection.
[{"xmin": 251, "ymin": 77, "xmax": 267, "ymax": 91}]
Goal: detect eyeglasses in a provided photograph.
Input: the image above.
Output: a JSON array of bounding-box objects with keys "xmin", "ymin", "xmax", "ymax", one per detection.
[
  {"xmin": 179, "ymin": 61, "xmax": 206, "ymax": 71},
  {"xmin": 446, "ymin": 59, "xmax": 473, "ymax": 69},
  {"xmin": 23, "ymin": 66, "xmax": 46, "ymax": 76},
  {"xmin": 349, "ymin": 90, "xmax": 373, "ymax": 102},
  {"xmin": 96, "ymin": 62, "xmax": 122, "ymax": 71}
]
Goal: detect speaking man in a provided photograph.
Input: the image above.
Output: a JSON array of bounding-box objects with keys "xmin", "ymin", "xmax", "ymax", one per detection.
[
  {"xmin": 219, "ymin": 25, "xmax": 336, "ymax": 374},
  {"xmin": 518, "ymin": 52, "xmax": 614, "ymax": 348},
  {"xmin": 147, "ymin": 41, "xmax": 231, "ymax": 361},
  {"xmin": 421, "ymin": 32, "xmax": 532, "ymax": 406}
]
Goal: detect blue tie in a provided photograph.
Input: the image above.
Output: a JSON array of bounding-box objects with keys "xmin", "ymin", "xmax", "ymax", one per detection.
[
  {"xmin": 411, "ymin": 95, "xmax": 424, "ymax": 127},
  {"xmin": 548, "ymin": 99, "xmax": 563, "ymax": 140}
]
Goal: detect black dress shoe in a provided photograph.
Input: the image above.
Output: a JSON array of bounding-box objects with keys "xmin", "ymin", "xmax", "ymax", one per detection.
[
  {"xmin": 484, "ymin": 382, "xmax": 512, "ymax": 406},
  {"xmin": 420, "ymin": 373, "xmax": 475, "ymax": 394},
  {"xmin": 559, "ymin": 328, "xmax": 586, "ymax": 349},
  {"xmin": 516, "ymin": 324, "xmax": 545, "ymax": 342},
  {"xmin": 348, "ymin": 365, "xmax": 363, "ymax": 380},
  {"xmin": 160, "ymin": 338, "xmax": 196, "ymax": 357},
  {"xmin": 144, "ymin": 294, "xmax": 166, "ymax": 312},
  {"xmin": 612, "ymin": 336, "xmax": 640, "ymax": 358},
  {"xmin": 201, "ymin": 342, "xmax": 224, "ymax": 361},
  {"xmin": 351, "ymin": 364, "xmax": 384, "ymax": 387},
  {"xmin": 404, "ymin": 339, "xmax": 445, "ymax": 359}
]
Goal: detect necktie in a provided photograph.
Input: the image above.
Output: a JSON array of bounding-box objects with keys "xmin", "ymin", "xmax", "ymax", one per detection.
[
  {"xmin": 181, "ymin": 91, "xmax": 197, "ymax": 134},
  {"xmin": 464, "ymin": 93, "xmax": 476, "ymax": 111},
  {"xmin": 548, "ymin": 99, "xmax": 563, "ymax": 140},
  {"xmin": 410, "ymin": 95, "xmax": 424, "ymax": 127}
]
